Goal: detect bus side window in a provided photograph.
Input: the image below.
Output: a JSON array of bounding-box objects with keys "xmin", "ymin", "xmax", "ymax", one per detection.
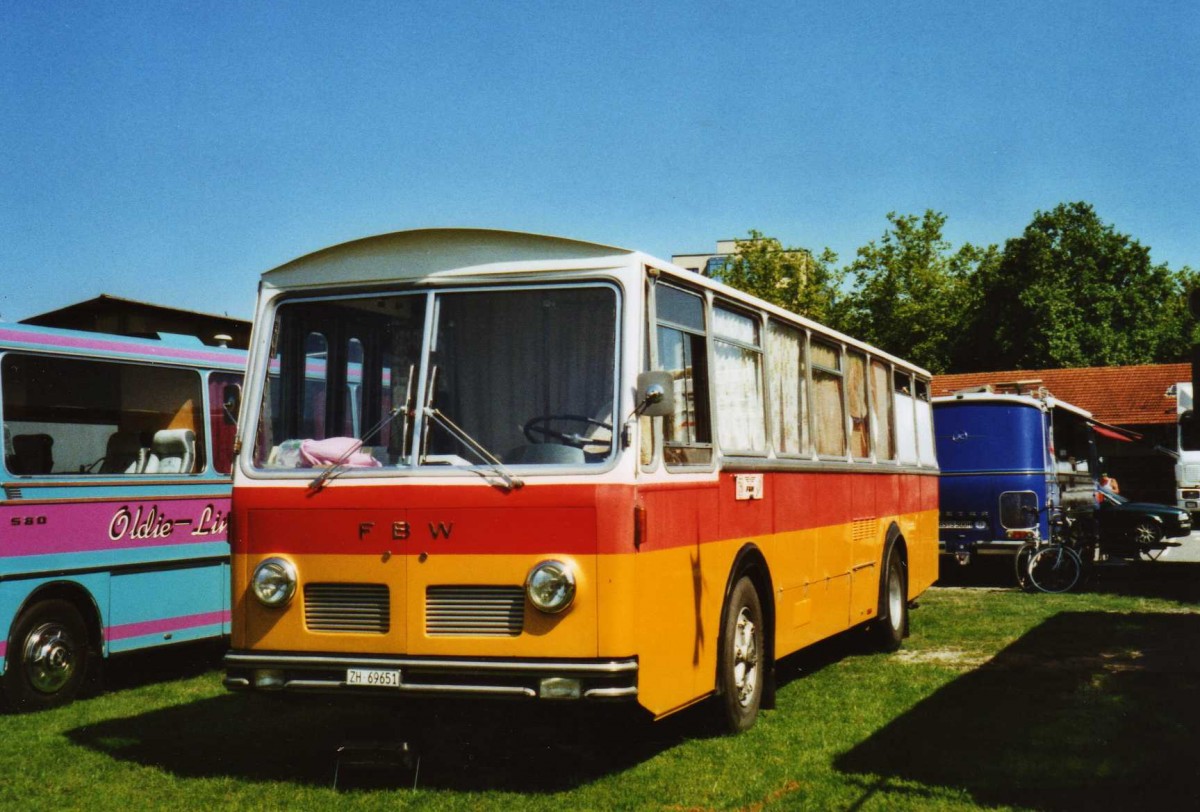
[
  {"xmin": 847, "ymin": 351, "xmax": 870, "ymax": 459},
  {"xmin": 712, "ymin": 304, "xmax": 766, "ymax": 454},
  {"xmin": 655, "ymin": 285, "xmax": 712, "ymax": 467},
  {"xmin": 209, "ymin": 373, "xmax": 243, "ymax": 475},
  {"xmin": 871, "ymin": 360, "xmax": 896, "ymax": 461},
  {"xmin": 766, "ymin": 320, "xmax": 809, "ymax": 456},
  {"xmin": 811, "ymin": 340, "xmax": 846, "ymax": 458},
  {"xmin": 894, "ymin": 370, "xmax": 918, "ymax": 464},
  {"xmin": 914, "ymin": 378, "xmax": 935, "ymax": 464},
  {"xmin": 2, "ymin": 353, "xmax": 205, "ymax": 476}
]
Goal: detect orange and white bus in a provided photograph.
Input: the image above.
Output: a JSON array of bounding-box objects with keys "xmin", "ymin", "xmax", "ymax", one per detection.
[{"xmin": 223, "ymin": 229, "xmax": 938, "ymax": 732}]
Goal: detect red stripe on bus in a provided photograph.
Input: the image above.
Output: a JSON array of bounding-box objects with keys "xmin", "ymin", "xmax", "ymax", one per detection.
[{"xmin": 234, "ymin": 474, "xmax": 937, "ymax": 556}]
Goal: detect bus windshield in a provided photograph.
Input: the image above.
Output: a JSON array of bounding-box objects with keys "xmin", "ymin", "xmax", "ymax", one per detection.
[{"xmin": 253, "ymin": 284, "xmax": 618, "ymax": 471}]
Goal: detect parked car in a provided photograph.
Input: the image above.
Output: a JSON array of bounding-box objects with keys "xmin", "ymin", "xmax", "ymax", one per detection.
[{"xmin": 1097, "ymin": 487, "xmax": 1192, "ymax": 560}]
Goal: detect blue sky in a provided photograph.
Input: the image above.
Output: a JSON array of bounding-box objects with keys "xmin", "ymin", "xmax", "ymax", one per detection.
[{"xmin": 2, "ymin": 1, "xmax": 1197, "ymax": 322}]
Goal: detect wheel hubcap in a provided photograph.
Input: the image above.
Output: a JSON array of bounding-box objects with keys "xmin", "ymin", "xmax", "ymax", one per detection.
[
  {"xmin": 732, "ymin": 607, "xmax": 759, "ymax": 707},
  {"xmin": 887, "ymin": 567, "xmax": 904, "ymax": 630},
  {"xmin": 22, "ymin": 622, "xmax": 77, "ymax": 694},
  {"xmin": 1133, "ymin": 525, "xmax": 1158, "ymax": 547}
]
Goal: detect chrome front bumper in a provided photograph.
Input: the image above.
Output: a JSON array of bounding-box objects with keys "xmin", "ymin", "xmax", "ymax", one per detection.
[{"xmin": 223, "ymin": 651, "xmax": 638, "ymax": 701}]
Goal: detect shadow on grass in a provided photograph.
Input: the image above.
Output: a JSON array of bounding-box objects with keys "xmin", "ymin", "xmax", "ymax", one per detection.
[
  {"xmin": 938, "ymin": 554, "xmax": 1200, "ymax": 605},
  {"xmin": 66, "ymin": 691, "xmax": 716, "ymax": 792},
  {"xmin": 98, "ymin": 639, "xmax": 227, "ymax": 694},
  {"xmin": 68, "ymin": 629, "xmax": 871, "ymax": 792},
  {"xmin": 835, "ymin": 611, "xmax": 1200, "ymax": 810},
  {"xmin": 1083, "ymin": 561, "xmax": 1200, "ymax": 603}
]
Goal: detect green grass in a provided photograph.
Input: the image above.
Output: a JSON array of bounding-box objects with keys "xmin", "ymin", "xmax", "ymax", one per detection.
[{"xmin": 4, "ymin": 562, "xmax": 1200, "ymax": 810}]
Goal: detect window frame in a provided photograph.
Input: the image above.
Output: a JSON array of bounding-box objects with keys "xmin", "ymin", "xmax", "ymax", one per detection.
[
  {"xmin": 654, "ymin": 281, "xmax": 716, "ymax": 471},
  {"xmin": 1, "ymin": 350, "xmax": 209, "ymax": 479},
  {"xmin": 810, "ymin": 337, "xmax": 849, "ymax": 460},
  {"xmin": 710, "ymin": 299, "xmax": 768, "ymax": 457},
  {"xmin": 764, "ymin": 317, "xmax": 814, "ymax": 460}
]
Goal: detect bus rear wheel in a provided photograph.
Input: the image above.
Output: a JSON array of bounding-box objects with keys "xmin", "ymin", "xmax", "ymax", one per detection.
[
  {"xmin": 2, "ymin": 599, "xmax": 91, "ymax": 712},
  {"xmin": 871, "ymin": 543, "xmax": 907, "ymax": 652},
  {"xmin": 716, "ymin": 576, "xmax": 764, "ymax": 734}
]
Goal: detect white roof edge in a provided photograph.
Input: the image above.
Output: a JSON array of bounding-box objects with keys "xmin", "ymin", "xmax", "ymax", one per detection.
[
  {"xmin": 643, "ymin": 257, "xmax": 932, "ymax": 377},
  {"xmin": 933, "ymin": 391, "xmax": 1093, "ymax": 418},
  {"xmin": 262, "ymin": 227, "xmax": 634, "ymax": 288}
]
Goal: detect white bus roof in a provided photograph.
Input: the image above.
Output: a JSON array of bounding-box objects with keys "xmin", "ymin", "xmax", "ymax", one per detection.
[
  {"xmin": 260, "ymin": 227, "xmax": 930, "ymax": 377},
  {"xmin": 261, "ymin": 228, "xmax": 634, "ymax": 290}
]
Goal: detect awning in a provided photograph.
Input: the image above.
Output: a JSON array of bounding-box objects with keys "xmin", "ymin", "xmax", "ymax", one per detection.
[{"xmin": 1089, "ymin": 420, "xmax": 1141, "ymax": 443}]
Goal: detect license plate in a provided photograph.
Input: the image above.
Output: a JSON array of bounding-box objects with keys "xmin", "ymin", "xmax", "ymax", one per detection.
[{"xmin": 346, "ymin": 668, "xmax": 402, "ymax": 688}]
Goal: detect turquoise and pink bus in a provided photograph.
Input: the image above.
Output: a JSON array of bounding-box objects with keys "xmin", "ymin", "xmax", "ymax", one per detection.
[{"xmin": 0, "ymin": 322, "xmax": 244, "ymax": 710}]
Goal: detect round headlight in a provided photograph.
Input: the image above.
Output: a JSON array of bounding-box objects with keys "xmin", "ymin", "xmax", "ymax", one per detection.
[
  {"xmin": 525, "ymin": 560, "xmax": 576, "ymax": 614},
  {"xmin": 973, "ymin": 520, "xmax": 988, "ymax": 530},
  {"xmin": 252, "ymin": 557, "xmax": 297, "ymax": 607}
]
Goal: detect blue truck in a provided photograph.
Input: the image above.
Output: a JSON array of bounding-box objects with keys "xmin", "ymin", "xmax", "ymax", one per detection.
[{"xmin": 934, "ymin": 388, "xmax": 1099, "ymax": 565}]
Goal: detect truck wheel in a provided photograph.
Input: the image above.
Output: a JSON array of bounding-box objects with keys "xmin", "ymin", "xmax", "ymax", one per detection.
[
  {"xmin": 2, "ymin": 599, "xmax": 91, "ymax": 712},
  {"xmin": 715, "ymin": 576, "xmax": 764, "ymax": 734}
]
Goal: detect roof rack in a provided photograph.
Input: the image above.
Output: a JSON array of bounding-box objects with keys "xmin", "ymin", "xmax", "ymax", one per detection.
[{"xmin": 951, "ymin": 379, "xmax": 1050, "ymax": 398}]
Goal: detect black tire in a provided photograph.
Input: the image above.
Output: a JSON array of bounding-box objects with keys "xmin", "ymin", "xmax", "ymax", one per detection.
[
  {"xmin": 715, "ymin": 577, "xmax": 765, "ymax": 734},
  {"xmin": 871, "ymin": 543, "xmax": 908, "ymax": 652},
  {"xmin": 2, "ymin": 599, "xmax": 91, "ymax": 712},
  {"xmin": 1027, "ymin": 544, "xmax": 1082, "ymax": 593}
]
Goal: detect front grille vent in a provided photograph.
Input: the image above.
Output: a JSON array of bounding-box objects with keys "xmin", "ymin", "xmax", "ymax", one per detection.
[
  {"xmin": 426, "ymin": 586, "xmax": 524, "ymax": 637},
  {"xmin": 304, "ymin": 583, "xmax": 390, "ymax": 633}
]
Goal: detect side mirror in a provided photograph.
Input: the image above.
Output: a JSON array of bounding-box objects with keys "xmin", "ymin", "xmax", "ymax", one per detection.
[
  {"xmin": 222, "ymin": 384, "xmax": 242, "ymax": 426},
  {"xmin": 635, "ymin": 371, "xmax": 675, "ymax": 418}
]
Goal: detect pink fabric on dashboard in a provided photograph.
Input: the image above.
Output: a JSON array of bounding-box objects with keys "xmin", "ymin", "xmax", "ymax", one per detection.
[{"xmin": 299, "ymin": 437, "xmax": 381, "ymax": 468}]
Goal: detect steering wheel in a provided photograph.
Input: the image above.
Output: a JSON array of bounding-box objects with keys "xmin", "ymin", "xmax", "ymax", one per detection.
[{"xmin": 523, "ymin": 414, "xmax": 613, "ymax": 453}]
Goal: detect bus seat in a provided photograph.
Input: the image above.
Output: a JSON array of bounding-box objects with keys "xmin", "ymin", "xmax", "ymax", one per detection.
[
  {"xmin": 145, "ymin": 429, "xmax": 196, "ymax": 474},
  {"xmin": 503, "ymin": 444, "xmax": 585, "ymax": 465},
  {"xmin": 11, "ymin": 433, "xmax": 54, "ymax": 475},
  {"xmin": 100, "ymin": 431, "xmax": 148, "ymax": 474}
]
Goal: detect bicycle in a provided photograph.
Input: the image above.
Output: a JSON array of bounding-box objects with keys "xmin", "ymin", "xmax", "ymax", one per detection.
[{"xmin": 1014, "ymin": 506, "xmax": 1091, "ymax": 593}]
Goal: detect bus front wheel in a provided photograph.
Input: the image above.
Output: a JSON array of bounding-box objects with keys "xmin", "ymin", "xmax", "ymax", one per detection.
[
  {"xmin": 716, "ymin": 576, "xmax": 764, "ymax": 734},
  {"xmin": 2, "ymin": 599, "xmax": 91, "ymax": 712}
]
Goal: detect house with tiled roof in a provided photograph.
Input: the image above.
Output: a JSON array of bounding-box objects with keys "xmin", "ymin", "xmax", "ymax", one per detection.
[{"xmin": 932, "ymin": 364, "xmax": 1189, "ymax": 504}]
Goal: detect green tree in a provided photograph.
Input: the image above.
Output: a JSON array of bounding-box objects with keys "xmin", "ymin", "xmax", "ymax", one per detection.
[
  {"xmin": 963, "ymin": 201, "xmax": 1195, "ymax": 371},
  {"xmin": 714, "ymin": 231, "xmax": 844, "ymax": 325},
  {"xmin": 839, "ymin": 210, "xmax": 995, "ymax": 374}
]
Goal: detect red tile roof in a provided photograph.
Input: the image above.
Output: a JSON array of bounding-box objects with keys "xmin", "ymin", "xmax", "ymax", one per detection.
[{"xmin": 932, "ymin": 364, "xmax": 1190, "ymax": 426}]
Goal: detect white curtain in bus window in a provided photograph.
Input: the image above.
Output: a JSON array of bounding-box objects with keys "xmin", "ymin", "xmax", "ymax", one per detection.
[
  {"xmin": 871, "ymin": 360, "xmax": 896, "ymax": 460},
  {"xmin": 914, "ymin": 379, "xmax": 935, "ymax": 464},
  {"xmin": 432, "ymin": 286, "xmax": 617, "ymax": 464},
  {"xmin": 712, "ymin": 306, "xmax": 765, "ymax": 453},
  {"xmin": 767, "ymin": 320, "xmax": 809, "ymax": 456},
  {"xmin": 655, "ymin": 285, "xmax": 712, "ymax": 465},
  {"xmin": 2, "ymin": 353, "xmax": 204, "ymax": 476},
  {"xmin": 893, "ymin": 371, "xmax": 919, "ymax": 465},
  {"xmin": 811, "ymin": 340, "xmax": 846, "ymax": 457},
  {"xmin": 846, "ymin": 351, "xmax": 870, "ymax": 459}
]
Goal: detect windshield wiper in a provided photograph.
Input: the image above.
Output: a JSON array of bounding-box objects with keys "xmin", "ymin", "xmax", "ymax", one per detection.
[
  {"xmin": 309, "ymin": 405, "xmax": 404, "ymax": 493},
  {"xmin": 422, "ymin": 406, "xmax": 524, "ymax": 492}
]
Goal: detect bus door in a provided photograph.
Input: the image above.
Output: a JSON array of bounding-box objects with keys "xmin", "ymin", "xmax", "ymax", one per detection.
[{"xmin": 635, "ymin": 283, "xmax": 715, "ymax": 715}]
